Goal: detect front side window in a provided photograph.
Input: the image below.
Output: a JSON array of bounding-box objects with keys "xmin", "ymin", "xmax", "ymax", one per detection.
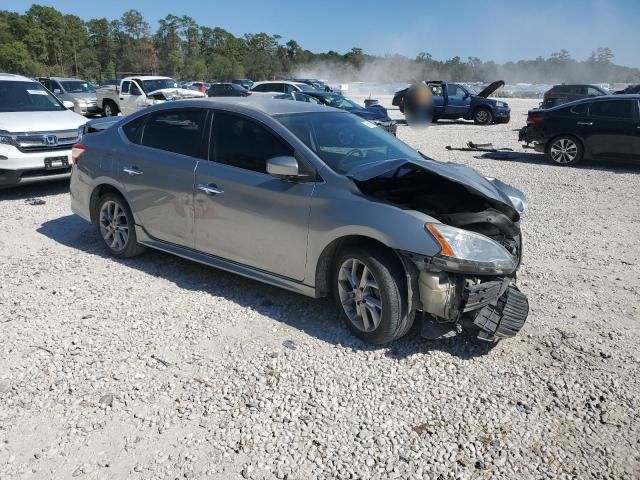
[
  {"xmin": 51, "ymin": 81, "xmax": 63, "ymax": 92},
  {"xmin": 324, "ymin": 96, "xmax": 361, "ymax": 110},
  {"xmin": 589, "ymin": 100, "xmax": 635, "ymax": 119},
  {"xmin": 141, "ymin": 109, "xmax": 207, "ymax": 158},
  {"xmin": 0, "ymin": 81, "xmax": 65, "ymax": 112},
  {"xmin": 211, "ymin": 112, "xmax": 293, "ymax": 173},
  {"xmin": 447, "ymin": 85, "xmax": 465, "ymax": 98},
  {"xmin": 277, "ymin": 112, "xmax": 419, "ymax": 175}
]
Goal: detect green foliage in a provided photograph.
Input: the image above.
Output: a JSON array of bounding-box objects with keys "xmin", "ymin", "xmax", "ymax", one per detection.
[{"xmin": 0, "ymin": 4, "xmax": 639, "ymax": 85}]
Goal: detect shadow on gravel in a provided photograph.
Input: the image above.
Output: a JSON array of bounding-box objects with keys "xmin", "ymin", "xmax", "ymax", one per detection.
[
  {"xmin": 38, "ymin": 214, "xmax": 496, "ymax": 360},
  {"xmin": 0, "ymin": 179, "xmax": 69, "ymax": 199}
]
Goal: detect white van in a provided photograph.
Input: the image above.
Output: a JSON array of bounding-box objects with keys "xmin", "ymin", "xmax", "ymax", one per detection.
[{"xmin": 0, "ymin": 73, "xmax": 87, "ymax": 188}]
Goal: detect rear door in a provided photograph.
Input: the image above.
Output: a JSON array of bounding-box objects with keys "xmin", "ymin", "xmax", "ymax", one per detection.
[
  {"xmin": 118, "ymin": 108, "xmax": 208, "ymax": 246},
  {"xmin": 194, "ymin": 111, "xmax": 314, "ymax": 281},
  {"xmin": 582, "ymin": 99, "xmax": 639, "ymax": 160}
]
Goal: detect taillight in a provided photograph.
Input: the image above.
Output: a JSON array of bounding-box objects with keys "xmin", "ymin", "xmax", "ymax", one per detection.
[
  {"xmin": 71, "ymin": 143, "xmax": 87, "ymax": 165},
  {"xmin": 527, "ymin": 113, "xmax": 545, "ymax": 124}
]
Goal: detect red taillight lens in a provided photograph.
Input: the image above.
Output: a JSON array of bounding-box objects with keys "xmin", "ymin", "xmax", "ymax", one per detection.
[
  {"xmin": 527, "ymin": 113, "xmax": 545, "ymax": 124},
  {"xmin": 71, "ymin": 143, "xmax": 87, "ymax": 165}
]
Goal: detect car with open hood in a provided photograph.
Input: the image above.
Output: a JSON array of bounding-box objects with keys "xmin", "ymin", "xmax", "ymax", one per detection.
[
  {"xmin": 71, "ymin": 97, "xmax": 529, "ymax": 344},
  {"xmin": 0, "ymin": 73, "xmax": 87, "ymax": 188},
  {"xmin": 393, "ymin": 80, "xmax": 510, "ymax": 125}
]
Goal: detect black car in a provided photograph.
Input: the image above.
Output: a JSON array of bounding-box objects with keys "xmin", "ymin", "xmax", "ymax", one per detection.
[
  {"xmin": 614, "ymin": 84, "xmax": 640, "ymax": 95},
  {"xmin": 541, "ymin": 84, "xmax": 608, "ymax": 109},
  {"xmin": 519, "ymin": 95, "xmax": 640, "ymax": 165},
  {"xmin": 208, "ymin": 83, "xmax": 250, "ymax": 97},
  {"xmin": 292, "ymin": 91, "xmax": 397, "ymax": 135}
]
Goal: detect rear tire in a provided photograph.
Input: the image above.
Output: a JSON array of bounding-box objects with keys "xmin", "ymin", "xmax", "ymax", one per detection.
[
  {"xmin": 332, "ymin": 246, "xmax": 413, "ymax": 344},
  {"xmin": 103, "ymin": 100, "xmax": 119, "ymax": 117},
  {"xmin": 473, "ymin": 107, "xmax": 493, "ymax": 125},
  {"xmin": 545, "ymin": 135, "xmax": 584, "ymax": 166},
  {"xmin": 94, "ymin": 193, "xmax": 146, "ymax": 258}
]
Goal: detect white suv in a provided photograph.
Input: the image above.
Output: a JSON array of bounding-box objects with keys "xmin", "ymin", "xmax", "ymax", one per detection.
[{"xmin": 0, "ymin": 73, "xmax": 87, "ymax": 188}]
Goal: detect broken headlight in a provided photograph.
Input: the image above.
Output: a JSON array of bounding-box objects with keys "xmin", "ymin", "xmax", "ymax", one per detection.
[{"xmin": 426, "ymin": 223, "xmax": 516, "ymax": 274}]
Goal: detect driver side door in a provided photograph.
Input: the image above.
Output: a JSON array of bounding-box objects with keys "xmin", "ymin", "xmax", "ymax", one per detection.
[
  {"xmin": 444, "ymin": 84, "xmax": 471, "ymax": 117},
  {"xmin": 194, "ymin": 111, "xmax": 316, "ymax": 281},
  {"xmin": 119, "ymin": 80, "xmax": 143, "ymax": 115}
]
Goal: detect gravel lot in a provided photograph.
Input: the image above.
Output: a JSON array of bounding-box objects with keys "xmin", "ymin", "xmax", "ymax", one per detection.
[{"xmin": 1, "ymin": 98, "xmax": 639, "ymax": 479}]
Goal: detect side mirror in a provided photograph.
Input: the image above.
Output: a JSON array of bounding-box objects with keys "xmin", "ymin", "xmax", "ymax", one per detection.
[
  {"xmin": 266, "ymin": 156, "xmax": 302, "ymax": 179},
  {"xmin": 63, "ymin": 100, "xmax": 75, "ymax": 110},
  {"xmin": 54, "ymin": 88, "xmax": 62, "ymax": 94}
]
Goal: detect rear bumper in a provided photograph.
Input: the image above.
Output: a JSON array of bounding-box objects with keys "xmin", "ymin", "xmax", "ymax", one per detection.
[{"xmin": 519, "ymin": 125, "xmax": 547, "ymax": 151}]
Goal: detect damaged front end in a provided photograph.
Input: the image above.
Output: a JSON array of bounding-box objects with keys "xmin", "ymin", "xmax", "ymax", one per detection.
[
  {"xmin": 136, "ymin": 88, "xmax": 206, "ymax": 108},
  {"xmin": 351, "ymin": 158, "xmax": 530, "ymax": 341}
]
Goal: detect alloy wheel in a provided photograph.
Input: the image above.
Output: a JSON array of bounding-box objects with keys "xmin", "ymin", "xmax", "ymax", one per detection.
[
  {"xmin": 99, "ymin": 200, "xmax": 129, "ymax": 252},
  {"xmin": 550, "ymin": 138, "xmax": 578, "ymax": 164},
  {"xmin": 337, "ymin": 258, "xmax": 383, "ymax": 332}
]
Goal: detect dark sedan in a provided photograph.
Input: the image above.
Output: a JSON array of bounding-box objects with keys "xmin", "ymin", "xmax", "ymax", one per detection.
[
  {"xmin": 291, "ymin": 91, "xmax": 397, "ymax": 135},
  {"xmin": 208, "ymin": 83, "xmax": 250, "ymax": 97},
  {"xmin": 519, "ymin": 95, "xmax": 640, "ymax": 165}
]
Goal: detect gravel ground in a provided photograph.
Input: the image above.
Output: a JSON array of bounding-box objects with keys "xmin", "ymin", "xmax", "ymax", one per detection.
[{"xmin": 1, "ymin": 98, "xmax": 639, "ymax": 479}]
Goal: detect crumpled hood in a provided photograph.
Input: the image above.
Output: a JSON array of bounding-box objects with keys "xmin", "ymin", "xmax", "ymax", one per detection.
[
  {"xmin": 476, "ymin": 80, "xmax": 505, "ymax": 98},
  {"xmin": 0, "ymin": 110, "xmax": 87, "ymax": 133},
  {"xmin": 146, "ymin": 88, "xmax": 205, "ymax": 100},
  {"xmin": 347, "ymin": 157, "xmax": 526, "ymax": 218}
]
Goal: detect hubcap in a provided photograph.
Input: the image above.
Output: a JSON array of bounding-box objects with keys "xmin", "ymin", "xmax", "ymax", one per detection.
[
  {"xmin": 550, "ymin": 138, "xmax": 578, "ymax": 164},
  {"xmin": 337, "ymin": 259, "xmax": 383, "ymax": 332},
  {"xmin": 99, "ymin": 201, "xmax": 129, "ymax": 252},
  {"xmin": 476, "ymin": 110, "xmax": 489, "ymax": 122}
]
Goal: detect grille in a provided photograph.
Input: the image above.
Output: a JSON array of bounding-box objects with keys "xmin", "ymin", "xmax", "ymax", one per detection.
[{"xmin": 11, "ymin": 129, "xmax": 79, "ymax": 153}]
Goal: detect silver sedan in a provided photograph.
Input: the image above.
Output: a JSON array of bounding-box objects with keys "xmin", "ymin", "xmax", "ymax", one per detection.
[{"xmin": 70, "ymin": 98, "xmax": 529, "ymax": 344}]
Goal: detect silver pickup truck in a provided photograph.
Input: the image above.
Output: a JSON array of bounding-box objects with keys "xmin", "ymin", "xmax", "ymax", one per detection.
[{"xmin": 96, "ymin": 76, "xmax": 205, "ymax": 116}]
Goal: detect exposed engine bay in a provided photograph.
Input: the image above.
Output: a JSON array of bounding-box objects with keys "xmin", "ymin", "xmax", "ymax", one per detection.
[{"xmin": 352, "ymin": 161, "xmax": 529, "ymax": 341}]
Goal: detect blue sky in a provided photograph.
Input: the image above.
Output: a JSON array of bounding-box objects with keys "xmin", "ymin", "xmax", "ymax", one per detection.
[{"xmin": 4, "ymin": 0, "xmax": 640, "ymax": 67}]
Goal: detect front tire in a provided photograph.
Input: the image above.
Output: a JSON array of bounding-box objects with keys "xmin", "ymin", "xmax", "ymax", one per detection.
[
  {"xmin": 332, "ymin": 246, "xmax": 412, "ymax": 344},
  {"xmin": 473, "ymin": 107, "xmax": 493, "ymax": 125},
  {"xmin": 545, "ymin": 135, "xmax": 583, "ymax": 166},
  {"xmin": 95, "ymin": 193, "xmax": 146, "ymax": 258}
]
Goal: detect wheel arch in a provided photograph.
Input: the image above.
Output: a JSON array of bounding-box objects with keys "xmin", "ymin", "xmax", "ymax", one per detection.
[
  {"xmin": 89, "ymin": 183, "xmax": 127, "ymax": 224},
  {"xmin": 313, "ymin": 235, "xmax": 406, "ymax": 298}
]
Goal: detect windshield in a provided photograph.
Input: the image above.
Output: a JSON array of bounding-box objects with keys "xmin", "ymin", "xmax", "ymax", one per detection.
[
  {"xmin": 0, "ymin": 81, "xmax": 65, "ymax": 112},
  {"xmin": 296, "ymin": 83, "xmax": 315, "ymax": 92},
  {"xmin": 324, "ymin": 95, "xmax": 361, "ymax": 110},
  {"xmin": 60, "ymin": 80, "xmax": 96, "ymax": 93},
  {"xmin": 277, "ymin": 112, "xmax": 419, "ymax": 175},
  {"xmin": 140, "ymin": 79, "xmax": 178, "ymax": 93}
]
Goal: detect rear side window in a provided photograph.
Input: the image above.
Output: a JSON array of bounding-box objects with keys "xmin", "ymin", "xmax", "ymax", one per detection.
[
  {"xmin": 587, "ymin": 87, "xmax": 603, "ymax": 96},
  {"xmin": 141, "ymin": 109, "xmax": 207, "ymax": 158},
  {"xmin": 589, "ymin": 100, "xmax": 635, "ymax": 120},
  {"xmin": 210, "ymin": 112, "xmax": 293, "ymax": 173},
  {"xmin": 252, "ymin": 84, "xmax": 268, "ymax": 92},
  {"xmin": 122, "ymin": 115, "xmax": 146, "ymax": 143},
  {"xmin": 570, "ymin": 103, "xmax": 589, "ymax": 115}
]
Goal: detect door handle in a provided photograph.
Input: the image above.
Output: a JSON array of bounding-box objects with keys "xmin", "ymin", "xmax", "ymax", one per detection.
[
  {"xmin": 122, "ymin": 166, "xmax": 143, "ymax": 176},
  {"xmin": 197, "ymin": 183, "xmax": 224, "ymax": 195},
  {"xmin": 577, "ymin": 122, "xmax": 593, "ymax": 126}
]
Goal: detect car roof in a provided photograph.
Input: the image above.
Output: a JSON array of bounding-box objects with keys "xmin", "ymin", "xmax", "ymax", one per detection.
[
  {"xmin": 49, "ymin": 77, "xmax": 83, "ymax": 81},
  {"xmin": 548, "ymin": 94, "xmax": 640, "ymax": 110},
  {"xmin": 0, "ymin": 73, "xmax": 37, "ymax": 82},
  {"xmin": 253, "ymin": 80, "xmax": 308, "ymax": 87},
  {"xmin": 126, "ymin": 76, "xmax": 172, "ymax": 81},
  {"xmin": 142, "ymin": 96, "xmax": 345, "ymax": 116}
]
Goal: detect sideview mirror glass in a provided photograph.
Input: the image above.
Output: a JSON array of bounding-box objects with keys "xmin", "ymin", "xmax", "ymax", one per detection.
[
  {"xmin": 63, "ymin": 100, "xmax": 75, "ymax": 110},
  {"xmin": 266, "ymin": 156, "xmax": 300, "ymax": 179},
  {"xmin": 53, "ymin": 88, "xmax": 62, "ymax": 94}
]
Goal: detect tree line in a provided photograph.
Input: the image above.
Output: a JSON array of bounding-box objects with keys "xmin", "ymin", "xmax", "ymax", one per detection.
[{"xmin": 1, "ymin": 5, "xmax": 638, "ymax": 85}]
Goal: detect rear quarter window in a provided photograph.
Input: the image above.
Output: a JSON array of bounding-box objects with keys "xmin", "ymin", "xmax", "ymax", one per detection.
[{"xmin": 570, "ymin": 103, "xmax": 589, "ymax": 115}]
